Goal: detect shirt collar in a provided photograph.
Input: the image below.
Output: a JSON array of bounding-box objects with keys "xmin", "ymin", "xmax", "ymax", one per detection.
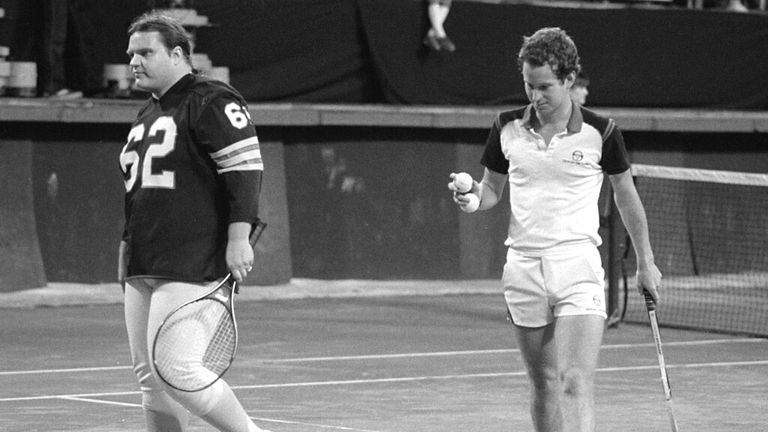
[
  {"xmin": 521, "ymin": 101, "xmax": 583, "ymax": 134},
  {"xmin": 153, "ymin": 73, "xmax": 196, "ymax": 102}
]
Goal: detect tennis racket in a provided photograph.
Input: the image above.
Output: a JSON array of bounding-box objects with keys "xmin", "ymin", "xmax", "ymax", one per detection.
[
  {"xmin": 152, "ymin": 221, "xmax": 267, "ymax": 392},
  {"xmin": 644, "ymin": 290, "xmax": 680, "ymax": 432}
]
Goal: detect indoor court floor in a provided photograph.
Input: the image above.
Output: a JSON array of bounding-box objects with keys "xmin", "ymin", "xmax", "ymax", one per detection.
[{"xmin": 1, "ymin": 281, "xmax": 766, "ymax": 432}]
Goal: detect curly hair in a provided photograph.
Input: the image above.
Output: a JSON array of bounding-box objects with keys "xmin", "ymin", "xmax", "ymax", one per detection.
[{"xmin": 517, "ymin": 27, "xmax": 581, "ymax": 82}]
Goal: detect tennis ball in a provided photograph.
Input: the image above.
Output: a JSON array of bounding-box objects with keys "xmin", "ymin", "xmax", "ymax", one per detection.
[
  {"xmin": 453, "ymin": 172, "xmax": 473, "ymax": 194},
  {"xmin": 461, "ymin": 192, "xmax": 480, "ymax": 213}
]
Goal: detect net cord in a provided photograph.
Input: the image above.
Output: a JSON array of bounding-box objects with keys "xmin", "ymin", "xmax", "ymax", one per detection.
[{"xmin": 632, "ymin": 164, "xmax": 768, "ymax": 187}]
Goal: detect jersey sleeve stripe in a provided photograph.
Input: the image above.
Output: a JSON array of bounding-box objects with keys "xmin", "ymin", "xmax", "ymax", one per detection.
[
  {"xmin": 218, "ymin": 163, "xmax": 262, "ymax": 174},
  {"xmin": 209, "ymin": 136, "xmax": 260, "ymax": 159},
  {"xmin": 601, "ymin": 118, "xmax": 616, "ymax": 143},
  {"xmin": 216, "ymin": 149, "xmax": 263, "ymax": 171},
  {"xmin": 209, "ymin": 136, "xmax": 263, "ymax": 173}
]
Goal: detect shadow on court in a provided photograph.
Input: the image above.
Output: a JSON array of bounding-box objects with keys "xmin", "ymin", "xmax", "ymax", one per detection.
[{"xmin": 1, "ymin": 289, "xmax": 766, "ymax": 431}]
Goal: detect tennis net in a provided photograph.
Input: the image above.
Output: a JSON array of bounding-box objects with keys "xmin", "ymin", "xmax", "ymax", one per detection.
[{"xmin": 613, "ymin": 164, "xmax": 768, "ymax": 337}]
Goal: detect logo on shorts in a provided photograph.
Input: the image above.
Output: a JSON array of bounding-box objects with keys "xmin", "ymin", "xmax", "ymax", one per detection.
[
  {"xmin": 593, "ymin": 295, "xmax": 602, "ymax": 308},
  {"xmin": 572, "ymin": 150, "xmax": 584, "ymax": 162}
]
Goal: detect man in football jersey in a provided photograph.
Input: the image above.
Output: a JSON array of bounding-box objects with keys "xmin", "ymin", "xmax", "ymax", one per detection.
[
  {"xmin": 448, "ymin": 27, "xmax": 662, "ymax": 432},
  {"xmin": 118, "ymin": 12, "xmax": 270, "ymax": 432}
]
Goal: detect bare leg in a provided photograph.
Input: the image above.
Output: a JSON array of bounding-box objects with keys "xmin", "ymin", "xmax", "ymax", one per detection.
[
  {"xmin": 514, "ymin": 323, "xmax": 562, "ymax": 432},
  {"xmin": 427, "ymin": 3, "xmax": 450, "ymax": 38},
  {"xmin": 554, "ymin": 315, "xmax": 605, "ymax": 432}
]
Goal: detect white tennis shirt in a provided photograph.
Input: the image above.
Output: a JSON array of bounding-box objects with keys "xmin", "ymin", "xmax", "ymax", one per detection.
[{"xmin": 481, "ymin": 103, "xmax": 631, "ymax": 254}]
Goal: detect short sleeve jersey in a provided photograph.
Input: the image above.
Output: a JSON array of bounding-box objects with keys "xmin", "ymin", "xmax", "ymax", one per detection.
[
  {"xmin": 481, "ymin": 103, "xmax": 630, "ymax": 253},
  {"xmin": 119, "ymin": 74, "xmax": 263, "ymax": 282}
]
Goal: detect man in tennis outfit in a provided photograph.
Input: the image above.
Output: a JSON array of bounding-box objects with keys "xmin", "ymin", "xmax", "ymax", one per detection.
[
  {"xmin": 118, "ymin": 12, "xmax": 269, "ymax": 432},
  {"xmin": 449, "ymin": 27, "xmax": 662, "ymax": 432}
]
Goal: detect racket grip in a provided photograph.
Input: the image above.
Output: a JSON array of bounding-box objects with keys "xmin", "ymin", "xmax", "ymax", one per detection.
[
  {"xmin": 249, "ymin": 221, "xmax": 267, "ymax": 247},
  {"xmin": 643, "ymin": 289, "xmax": 657, "ymax": 311}
]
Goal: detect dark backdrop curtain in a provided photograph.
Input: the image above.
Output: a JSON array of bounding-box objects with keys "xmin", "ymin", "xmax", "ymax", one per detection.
[{"xmin": 3, "ymin": 0, "xmax": 768, "ymax": 108}]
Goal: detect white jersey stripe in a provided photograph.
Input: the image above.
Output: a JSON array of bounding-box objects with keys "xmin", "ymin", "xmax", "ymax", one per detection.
[
  {"xmin": 209, "ymin": 136, "xmax": 260, "ymax": 159},
  {"xmin": 216, "ymin": 149, "xmax": 262, "ymax": 169},
  {"xmin": 601, "ymin": 119, "xmax": 615, "ymax": 143},
  {"xmin": 209, "ymin": 136, "xmax": 262, "ymax": 174},
  {"xmin": 218, "ymin": 163, "xmax": 263, "ymax": 174}
]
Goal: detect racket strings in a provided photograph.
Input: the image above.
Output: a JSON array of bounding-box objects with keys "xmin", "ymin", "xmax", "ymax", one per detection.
[
  {"xmin": 154, "ymin": 298, "xmax": 235, "ymax": 391},
  {"xmin": 202, "ymin": 310, "xmax": 236, "ymax": 371}
]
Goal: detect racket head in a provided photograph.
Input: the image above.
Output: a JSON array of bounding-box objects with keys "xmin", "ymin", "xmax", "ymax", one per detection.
[{"xmin": 152, "ymin": 284, "xmax": 238, "ymax": 392}]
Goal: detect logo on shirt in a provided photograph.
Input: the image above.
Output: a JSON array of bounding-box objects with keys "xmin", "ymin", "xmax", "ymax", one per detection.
[{"xmin": 561, "ymin": 149, "xmax": 591, "ymax": 167}]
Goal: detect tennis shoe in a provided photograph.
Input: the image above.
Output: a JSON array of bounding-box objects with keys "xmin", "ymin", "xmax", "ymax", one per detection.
[
  {"xmin": 423, "ymin": 34, "xmax": 441, "ymax": 51},
  {"xmin": 437, "ymin": 36, "xmax": 455, "ymax": 52}
]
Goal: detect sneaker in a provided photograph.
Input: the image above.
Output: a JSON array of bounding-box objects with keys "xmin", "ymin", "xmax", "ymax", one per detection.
[
  {"xmin": 437, "ymin": 36, "xmax": 455, "ymax": 52},
  {"xmin": 423, "ymin": 33, "xmax": 441, "ymax": 51}
]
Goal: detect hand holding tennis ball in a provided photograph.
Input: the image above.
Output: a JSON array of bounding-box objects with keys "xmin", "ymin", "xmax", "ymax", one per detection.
[
  {"xmin": 449, "ymin": 172, "xmax": 480, "ymax": 213},
  {"xmin": 460, "ymin": 192, "xmax": 480, "ymax": 213},
  {"xmin": 452, "ymin": 172, "xmax": 474, "ymax": 194}
]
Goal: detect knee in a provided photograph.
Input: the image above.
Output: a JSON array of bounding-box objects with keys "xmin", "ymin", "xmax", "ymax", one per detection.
[
  {"xmin": 528, "ymin": 366, "xmax": 560, "ymax": 393},
  {"xmin": 155, "ymin": 355, "xmax": 221, "ymax": 395},
  {"xmin": 559, "ymin": 367, "xmax": 593, "ymax": 397}
]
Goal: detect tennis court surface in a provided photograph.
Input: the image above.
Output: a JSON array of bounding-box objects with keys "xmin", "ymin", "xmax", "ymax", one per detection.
[{"xmin": 1, "ymin": 280, "xmax": 766, "ymax": 432}]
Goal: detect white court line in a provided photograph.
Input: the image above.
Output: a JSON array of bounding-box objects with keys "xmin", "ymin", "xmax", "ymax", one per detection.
[
  {"xmin": 245, "ymin": 417, "xmax": 383, "ymax": 432},
  {"xmin": 0, "ymin": 365, "xmax": 128, "ymax": 376},
  {"xmin": 1, "ymin": 359, "xmax": 767, "ymax": 403},
  {"xmin": 58, "ymin": 396, "xmax": 383, "ymax": 432},
  {"xmin": 258, "ymin": 338, "xmax": 766, "ymax": 363},
  {"xmin": 0, "ymin": 338, "xmax": 763, "ymax": 376},
  {"xmin": 58, "ymin": 395, "xmax": 141, "ymax": 408},
  {"xmin": 231, "ymin": 359, "xmax": 768, "ymax": 391}
]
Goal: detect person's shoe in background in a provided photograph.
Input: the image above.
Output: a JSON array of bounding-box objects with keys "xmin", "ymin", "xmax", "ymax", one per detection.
[{"xmin": 437, "ymin": 36, "xmax": 455, "ymax": 52}]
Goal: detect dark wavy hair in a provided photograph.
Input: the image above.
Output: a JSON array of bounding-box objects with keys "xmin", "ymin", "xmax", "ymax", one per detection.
[
  {"xmin": 128, "ymin": 11, "xmax": 192, "ymax": 65},
  {"xmin": 517, "ymin": 27, "xmax": 581, "ymax": 82}
]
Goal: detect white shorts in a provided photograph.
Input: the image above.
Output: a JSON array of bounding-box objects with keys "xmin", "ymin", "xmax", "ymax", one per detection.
[{"xmin": 502, "ymin": 244, "xmax": 607, "ymax": 328}]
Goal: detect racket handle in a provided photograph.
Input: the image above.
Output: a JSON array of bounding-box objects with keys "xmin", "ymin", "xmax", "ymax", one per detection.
[
  {"xmin": 643, "ymin": 289, "xmax": 657, "ymax": 311},
  {"xmin": 249, "ymin": 221, "xmax": 267, "ymax": 247}
]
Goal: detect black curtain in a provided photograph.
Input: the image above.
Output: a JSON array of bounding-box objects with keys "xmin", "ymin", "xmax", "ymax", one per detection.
[{"xmin": 5, "ymin": 0, "xmax": 768, "ymax": 108}]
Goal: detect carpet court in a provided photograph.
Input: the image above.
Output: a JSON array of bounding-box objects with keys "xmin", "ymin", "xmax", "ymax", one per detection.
[{"xmin": 1, "ymin": 281, "xmax": 766, "ymax": 431}]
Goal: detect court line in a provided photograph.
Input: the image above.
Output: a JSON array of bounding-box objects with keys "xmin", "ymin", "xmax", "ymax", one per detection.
[
  {"xmin": 0, "ymin": 338, "xmax": 762, "ymax": 376},
  {"xmin": 258, "ymin": 338, "xmax": 766, "ymax": 363},
  {"xmin": 245, "ymin": 417, "xmax": 383, "ymax": 432},
  {"xmin": 232, "ymin": 359, "xmax": 768, "ymax": 390},
  {"xmin": 59, "ymin": 395, "xmax": 140, "ymax": 408},
  {"xmin": 0, "ymin": 365, "xmax": 129, "ymax": 376},
  {"xmin": 58, "ymin": 396, "xmax": 383, "ymax": 432},
  {"xmin": 2, "ymin": 359, "xmax": 767, "ymax": 403}
]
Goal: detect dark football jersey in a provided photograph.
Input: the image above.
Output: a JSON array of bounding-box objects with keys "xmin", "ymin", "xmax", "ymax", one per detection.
[{"xmin": 119, "ymin": 74, "xmax": 263, "ymax": 282}]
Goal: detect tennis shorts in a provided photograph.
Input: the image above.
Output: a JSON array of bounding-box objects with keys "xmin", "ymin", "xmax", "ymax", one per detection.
[{"xmin": 502, "ymin": 244, "xmax": 607, "ymax": 328}]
